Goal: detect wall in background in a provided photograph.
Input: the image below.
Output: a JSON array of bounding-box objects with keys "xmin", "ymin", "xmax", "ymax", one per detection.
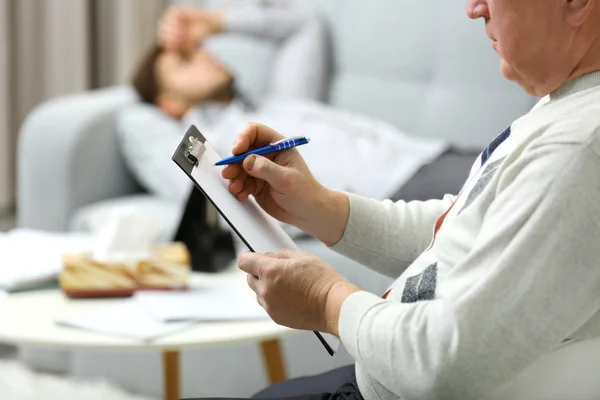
[{"xmin": 0, "ymin": 0, "xmax": 167, "ymax": 216}]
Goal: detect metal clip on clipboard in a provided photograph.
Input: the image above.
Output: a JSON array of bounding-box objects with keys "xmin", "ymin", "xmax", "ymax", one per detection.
[
  {"xmin": 184, "ymin": 136, "xmax": 205, "ymax": 166},
  {"xmin": 173, "ymin": 127, "xmax": 209, "ymax": 176},
  {"xmin": 172, "ymin": 126, "xmax": 336, "ymax": 356}
]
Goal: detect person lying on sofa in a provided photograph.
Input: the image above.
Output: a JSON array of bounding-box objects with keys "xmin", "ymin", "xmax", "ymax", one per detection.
[
  {"xmin": 121, "ymin": 5, "xmax": 476, "ymax": 207},
  {"xmin": 203, "ymin": 0, "xmax": 600, "ymax": 399}
]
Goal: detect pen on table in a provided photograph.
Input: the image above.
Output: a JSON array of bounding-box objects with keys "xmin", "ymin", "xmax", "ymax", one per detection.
[{"xmin": 215, "ymin": 136, "xmax": 311, "ymax": 166}]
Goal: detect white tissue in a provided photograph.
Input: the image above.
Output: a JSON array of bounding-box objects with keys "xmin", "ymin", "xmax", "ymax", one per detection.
[{"xmin": 90, "ymin": 209, "xmax": 163, "ymax": 263}]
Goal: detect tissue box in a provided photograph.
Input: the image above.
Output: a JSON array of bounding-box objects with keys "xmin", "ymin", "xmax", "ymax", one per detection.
[{"xmin": 59, "ymin": 243, "xmax": 191, "ymax": 298}]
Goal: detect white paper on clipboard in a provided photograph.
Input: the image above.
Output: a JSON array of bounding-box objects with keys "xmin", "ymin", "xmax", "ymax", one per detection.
[{"xmin": 172, "ymin": 125, "xmax": 339, "ymax": 355}]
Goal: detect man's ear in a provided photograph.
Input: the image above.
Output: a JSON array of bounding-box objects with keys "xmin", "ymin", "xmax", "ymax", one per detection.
[
  {"xmin": 156, "ymin": 93, "xmax": 189, "ymax": 120},
  {"xmin": 565, "ymin": 0, "xmax": 596, "ymax": 26}
]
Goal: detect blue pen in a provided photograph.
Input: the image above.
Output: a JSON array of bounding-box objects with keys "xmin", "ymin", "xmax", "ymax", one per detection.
[{"xmin": 215, "ymin": 136, "xmax": 311, "ymax": 166}]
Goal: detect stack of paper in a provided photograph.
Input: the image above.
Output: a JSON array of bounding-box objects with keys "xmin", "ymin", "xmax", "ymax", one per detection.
[
  {"xmin": 56, "ymin": 282, "xmax": 269, "ymax": 341},
  {"xmin": 0, "ymin": 229, "xmax": 93, "ymax": 292},
  {"xmin": 57, "ymin": 300, "xmax": 194, "ymax": 342},
  {"xmin": 135, "ymin": 284, "xmax": 269, "ymax": 322}
]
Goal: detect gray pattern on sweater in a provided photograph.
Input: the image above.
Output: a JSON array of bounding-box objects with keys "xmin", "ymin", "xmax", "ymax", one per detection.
[
  {"xmin": 401, "ymin": 263, "xmax": 437, "ymax": 303},
  {"xmin": 458, "ymin": 157, "xmax": 505, "ymax": 215}
]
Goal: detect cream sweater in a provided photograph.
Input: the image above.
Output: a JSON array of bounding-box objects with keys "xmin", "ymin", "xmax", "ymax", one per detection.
[{"xmin": 333, "ymin": 71, "xmax": 600, "ymax": 400}]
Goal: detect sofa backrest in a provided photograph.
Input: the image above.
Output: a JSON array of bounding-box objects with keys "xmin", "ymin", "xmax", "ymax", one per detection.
[
  {"xmin": 191, "ymin": 0, "xmax": 538, "ymax": 148},
  {"xmin": 295, "ymin": 0, "xmax": 537, "ymax": 149}
]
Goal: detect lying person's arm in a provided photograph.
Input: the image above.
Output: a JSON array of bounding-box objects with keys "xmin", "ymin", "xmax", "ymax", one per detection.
[
  {"xmin": 219, "ymin": 7, "xmax": 329, "ymax": 101},
  {"xmin": 333, "ymin": 141, "xmax": 600, "ymax": 400},
  {"xmin": 159, "ymin": 5, "xmax": 328, "ymax": 102}
]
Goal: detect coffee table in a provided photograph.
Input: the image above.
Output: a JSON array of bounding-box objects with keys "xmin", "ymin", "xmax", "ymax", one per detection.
[{"xmin": 0, "ymin": 267, "xmax": 294, "ymax": 400}]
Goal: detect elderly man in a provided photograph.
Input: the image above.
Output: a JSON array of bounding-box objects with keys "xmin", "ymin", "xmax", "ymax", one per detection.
[{"xmin": 210, "ymin": 0, "xmax": 600, "ymax": 399}]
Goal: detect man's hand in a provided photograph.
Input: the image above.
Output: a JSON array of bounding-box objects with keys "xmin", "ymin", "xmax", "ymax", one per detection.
[
  {"xmin": 238, "ymin": 249, "xmax": 361, "ymax": 336},
  {"xmin": 158, "ymin": 7, "xmax": 224, "ymax": 52},
  {"xmin": 222, "ymin": 123, "xmax": 350, "ymax": 246}
]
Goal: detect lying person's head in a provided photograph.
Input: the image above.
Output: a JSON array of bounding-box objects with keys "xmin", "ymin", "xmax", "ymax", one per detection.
[
  {"xmin": 467, "ymin": 0, "xmax": 600, "ymax": 97},
  {"xmin": 132, "ymin": 45, "xmax": 234, "ymax": 118}
]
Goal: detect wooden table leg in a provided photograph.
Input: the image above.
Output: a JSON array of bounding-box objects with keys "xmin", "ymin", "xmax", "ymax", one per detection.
[
  {"xmin": 259, "ymin": 339, "xmax": 287, "ymax": 384},
  {"xmin": 162, "ymin": 350, "xmax": 181, "ymax": 400}
]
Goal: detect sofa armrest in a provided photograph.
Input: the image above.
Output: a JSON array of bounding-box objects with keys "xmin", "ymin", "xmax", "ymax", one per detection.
[{"xmin": 17, "ymin": 86, "xmax": 141, "ymax": 231}]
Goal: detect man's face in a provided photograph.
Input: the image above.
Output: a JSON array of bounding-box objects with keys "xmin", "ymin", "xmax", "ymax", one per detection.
[
  {"xmin": 467, "ymin": 0, "xmax": 575, "ymax": 96},
  {"xmin": 157, "ymin": 47, "xmax": 234, "ymax": 105}
]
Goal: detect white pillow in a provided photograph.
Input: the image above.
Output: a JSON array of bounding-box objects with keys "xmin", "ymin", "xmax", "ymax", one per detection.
[{"xmin": 203, "ymin": 33, "xmax": 277, "ymax": 105}]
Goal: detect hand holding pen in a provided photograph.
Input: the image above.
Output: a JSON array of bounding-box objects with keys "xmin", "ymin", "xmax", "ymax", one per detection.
[{"xmin": 221, "ymin": 123, "xmax": 346, "ymax": 246}]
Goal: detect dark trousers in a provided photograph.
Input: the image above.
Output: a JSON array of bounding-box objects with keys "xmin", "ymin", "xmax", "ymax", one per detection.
[{"xmin": 183, "ymin": 365, "xmax": 362, "ymax": 400}]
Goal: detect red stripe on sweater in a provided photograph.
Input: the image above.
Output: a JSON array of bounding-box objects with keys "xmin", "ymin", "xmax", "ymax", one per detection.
[
  {"xmin": 427, "ymin": 201, "xmax": 457, "ymax": 250},
  {"xmin": 383, "ymin": 200, "xmax": 457, "ymax": 299}
]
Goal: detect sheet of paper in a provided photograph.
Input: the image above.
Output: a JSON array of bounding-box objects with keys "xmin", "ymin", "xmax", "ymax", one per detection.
[
  {"xmin": 135, "ymin": 284, "xmax": 269, "ymax": 322},
  {"xmin": 0, "ymin": 229, "xmax": 93, "ymax": 291},
  {"xmin": 56, "ymin": 300, "xmax": 195, "ymax": 342},
  {"xmin": 173, "ymin": 126, "xmax": 298, "ymax": 254}
]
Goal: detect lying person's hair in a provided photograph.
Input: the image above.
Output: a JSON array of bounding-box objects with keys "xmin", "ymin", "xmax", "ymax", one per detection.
[{"xmin": 131, "ymin": 45, "xmax": 163, "ymax": 104}]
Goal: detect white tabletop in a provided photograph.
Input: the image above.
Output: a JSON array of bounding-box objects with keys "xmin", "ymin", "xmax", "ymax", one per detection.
[{"xmin": 0, "ymin": 265, "xmax": 293, "ymax": 352}]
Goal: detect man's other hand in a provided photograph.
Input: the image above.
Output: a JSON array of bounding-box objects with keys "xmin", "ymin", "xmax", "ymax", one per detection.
[{"xmin": 238, "ymin": 249, "xmax": 361, "ymax": 336}]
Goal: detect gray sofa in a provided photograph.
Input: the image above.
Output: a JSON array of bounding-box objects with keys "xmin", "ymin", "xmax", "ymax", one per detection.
[{"xmin": 20, "ymin": 1, "xmax": 600, "ymax": 399}]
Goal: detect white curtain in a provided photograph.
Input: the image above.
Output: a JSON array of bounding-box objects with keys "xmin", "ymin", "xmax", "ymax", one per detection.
[
  {"xmin": 0, "ymin": 0, "xmax": 167, "ymax": 216},
  {"xmin": 0, "ymin": 0, "xmax": 11, "ymax": 214},
  {"xmin": 94, "ymin": 0, "xmax": 168, "ymax": 86}
]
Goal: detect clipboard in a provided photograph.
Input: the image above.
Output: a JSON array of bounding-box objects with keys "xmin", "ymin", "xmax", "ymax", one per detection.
[{"xmin": 172, "ymin": 125, "xmax": 338, "ymax": 356}]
